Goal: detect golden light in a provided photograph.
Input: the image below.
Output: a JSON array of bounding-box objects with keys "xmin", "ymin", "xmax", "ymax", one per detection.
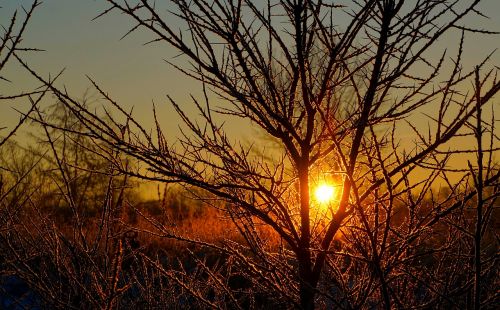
[{"xmin": 315, "ymin": 183, "xmax": 336, "ymax": 204}]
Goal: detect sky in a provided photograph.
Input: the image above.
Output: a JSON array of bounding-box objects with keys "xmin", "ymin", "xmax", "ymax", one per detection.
[
  {"xmin": 1, "ymin": 0, "xmax": 190, "ymax": 134},
  {"xmin": 1, "ymin": 0, "xmax": 499, "ymax": 146}
]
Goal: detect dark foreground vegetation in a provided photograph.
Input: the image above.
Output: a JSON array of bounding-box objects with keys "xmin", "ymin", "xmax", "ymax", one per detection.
[
  {"xmin": 0, "ymin": 123, "xmax": 498, "ymax": 309},
  {"xmin": 1, "ymin": 120, "xmax": 498, "ymax": 309},
  {"xmin": 1, "ymin": 0, "xmax": 500, "ymax": 309}
]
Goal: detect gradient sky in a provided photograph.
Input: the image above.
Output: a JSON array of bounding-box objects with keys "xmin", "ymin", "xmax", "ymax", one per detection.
[
  {"xmin": 1, "ymin": 0, "xmax": 499, "ymax": 143},
  {"xmin": 1, "ymin": 0, "xmax": 190, "ymax": 134}
]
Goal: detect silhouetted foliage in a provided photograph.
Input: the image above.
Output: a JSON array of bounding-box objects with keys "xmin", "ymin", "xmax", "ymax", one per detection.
[{"xmin": 2, "ymin": 0, "xmax": 499, "ymax": 309}]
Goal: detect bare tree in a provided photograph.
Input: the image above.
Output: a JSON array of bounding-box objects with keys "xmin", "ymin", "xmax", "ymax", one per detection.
[
  {"xmin": 0, "ymin": 0, "xmax": 43, "ymax": 148},
  {"xmin": 19, "ymin": 0, "xmax": 500, "ymax": 308},
  {"xmin": 1, "ymin": 101, "xmax": 246, "ymax": 309}
]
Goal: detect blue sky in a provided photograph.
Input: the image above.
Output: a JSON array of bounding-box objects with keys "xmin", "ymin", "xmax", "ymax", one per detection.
[
  {"xmin": 1, "ymin": 0, "xmax": 499, "ymax": 142},
  {"xmin": 1, "ymin": 0, "xmax": 191, "ymax": 135}
]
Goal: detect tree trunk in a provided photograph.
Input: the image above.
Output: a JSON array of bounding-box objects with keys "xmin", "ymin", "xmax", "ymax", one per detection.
[
  {"xmin": 297, "ymin": 160, "xmax": 315, "ymax": 309},
  {"xmin": 298, "ymin": 261, "xmax": 316, "ymax": 310},
  {"xmin": 299, "ymin": 281, "xmax": 316, "ymax": 310}
]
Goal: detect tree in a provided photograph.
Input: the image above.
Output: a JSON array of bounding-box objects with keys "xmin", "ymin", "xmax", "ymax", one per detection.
[
  {"xmin": 0, "ymin": 0, "xmax": 43, "ymax": 148},
  {"xmin": 21, "ymin": 0, "xmax": 499, "ymax": 308},
  {"xmin": 0, "ymin": 98, "xmax": 140, "ymax": 309}
]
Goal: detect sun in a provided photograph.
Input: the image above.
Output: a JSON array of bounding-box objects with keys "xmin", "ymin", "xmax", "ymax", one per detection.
[{"xmin": 315, "ymin": 183, "xmax": 336, "ymax": 204}]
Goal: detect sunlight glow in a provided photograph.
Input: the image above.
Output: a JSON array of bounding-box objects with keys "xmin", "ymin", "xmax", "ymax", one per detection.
[{"xmin": 315, "ymin": 184, "xmax": 335, "ymax": 204}]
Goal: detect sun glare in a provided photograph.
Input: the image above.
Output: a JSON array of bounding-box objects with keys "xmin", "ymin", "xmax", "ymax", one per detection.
[{"xmin": 315, "ymin": 184, "xmax": 335, "ymax": 204}]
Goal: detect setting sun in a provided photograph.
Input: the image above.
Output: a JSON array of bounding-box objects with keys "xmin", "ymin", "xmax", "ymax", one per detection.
[{"xmin": 315, "ymin": 184, "xmax": 336, "ymax": 204}]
